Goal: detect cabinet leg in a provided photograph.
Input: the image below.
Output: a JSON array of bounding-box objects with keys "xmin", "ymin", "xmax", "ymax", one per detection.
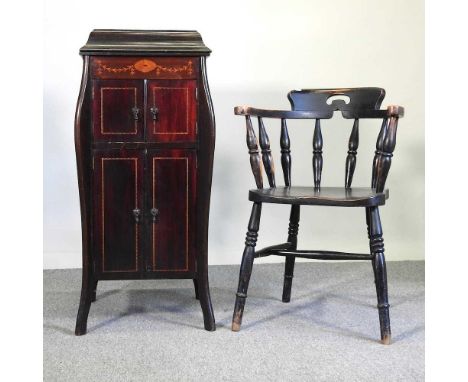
[
  {"xmin": 91, "ymin": 279, "xmax": 98, "ymax": 302},
  {"xmin": 193, "ymin": 278, "xmax": 200, "ymax": 300},
  {"xmin": 75, "ymin": 269, "xmax": 94, "ymax": 336},
  {"xmin": 368, "ymin": 206, "xmax": 391, "ymax": 345},
  {"xmin": 197, "ymin": 274, "xmax": 215, "ymax": 331}
]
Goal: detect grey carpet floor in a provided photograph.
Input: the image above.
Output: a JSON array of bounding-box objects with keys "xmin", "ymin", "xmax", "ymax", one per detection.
[{"xmin": 44, "ymin": 261, "xmax": 424, "ymax": 381}]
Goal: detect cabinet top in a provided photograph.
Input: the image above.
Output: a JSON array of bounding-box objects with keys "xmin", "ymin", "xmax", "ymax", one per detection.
[{"xmin": 80, "ymin": 29, "xmax": 211, "ymax": 56}]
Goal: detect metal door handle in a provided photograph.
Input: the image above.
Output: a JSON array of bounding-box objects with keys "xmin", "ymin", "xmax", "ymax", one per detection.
[
  {"xmin": 150, "ymin": 107, "xmax": 159, "ymax": 121},
  {"xmin": 132, "ymin": 107, "xmax": 140, "ymax": 121},
  {"xmin": 133, "ymin": 208, "xmax": 141, "ymax": 223},
  {"xmin": 150, "ymin": 208, "xmax": 159, "ymax": 223}
]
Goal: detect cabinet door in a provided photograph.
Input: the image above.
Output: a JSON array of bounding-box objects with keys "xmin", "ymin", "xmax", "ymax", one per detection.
[
  {"xmin": 93, "ymin": 149, "xmax": 144, "ymax": 275},
  {"xmin": 93, "ymin": 80, "xmax": 144, "ymax": 142},
  {"xmin": 147, "ymin": 150, "xmax": 196, "ymax": 272},
  {"xmin": 146, "ymin": 80, "xmax": 197, "ymax": 142}
]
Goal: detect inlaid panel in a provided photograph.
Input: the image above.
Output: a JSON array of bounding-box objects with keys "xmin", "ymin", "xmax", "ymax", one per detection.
[
  {"xmin": 148, "ymin": 150, "xmax": 196, "ymax": 272},
  {"xmin": 90, "ymin": 56, "xmax": 199, "ymax": 80},
  {"xmin": 93, "ymin": 149, "xmax": 144, "ymax": 274},
  {"xmin": 92, "ymin": 79, "xmax": 144, "ymax": 142},
  {"xmin": 146, "ymin": 80, "xmax": 197, "ymax": 142}
]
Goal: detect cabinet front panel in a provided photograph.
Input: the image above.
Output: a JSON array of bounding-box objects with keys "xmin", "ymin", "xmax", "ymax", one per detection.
[
  {"xmin": 148, "ymin": 150, "xmax": 196, "ymax": 272},
  {"xmin": 93, "ymin": 80, "xmax": 144, "ymax": 142},
  {"xmin": 146, "ymin": 80, "xmax": 197, "ymax": 143},
  {"xmin": 93, "ymin": 150, "xmax": 144, "ymax": 274}
]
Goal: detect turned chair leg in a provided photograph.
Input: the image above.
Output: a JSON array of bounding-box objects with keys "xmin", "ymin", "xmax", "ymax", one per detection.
[
  {"xmin": 282, "ymin": 205, "xmax": 300, "ymax": 302},
  {"xmin": 368, "ymin": 206, "xmax": 391, "ymax": 345},
  {"xmin": 232, "ymin": 202, "xmax": 262, "ymax": 332},
  {"xmin": 193, "ymin": 278, "xmax": 200, "ymax": 300}
]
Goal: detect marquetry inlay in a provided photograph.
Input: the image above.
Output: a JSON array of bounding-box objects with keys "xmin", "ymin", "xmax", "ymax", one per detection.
[
  {"xmin": 101, "ymin": 158, "xmax": 139, "ymax": 272},
  {"xmin": 152, "ymin": 157, "xmax": 189, "ymax": 271},
  {"xmin": 152, "ymin": 87, "xmax": 190, "ymax": 134},
  {"xmin": 96, "ymin": 59, "xmax": 193, "ymax": 76}
]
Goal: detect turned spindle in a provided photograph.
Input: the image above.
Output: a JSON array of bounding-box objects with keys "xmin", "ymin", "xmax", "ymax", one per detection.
[
  {"xmin": 258, "ymin": 117, "xmax": 276, "ymax": 187},
  {"xmin": 345, "ymin": 119, "xmax": 359, "ymax": 188},
  {"xmin": 280, "ymin": 118, "xmax": 291, "ymax": 186},
  {"xmin": 245, "ymin": 115, "xmax": 263, "ymax": 189},
  {"xmin": 313, "ymin": 119, "xmax": 323, "ymax": 188}
]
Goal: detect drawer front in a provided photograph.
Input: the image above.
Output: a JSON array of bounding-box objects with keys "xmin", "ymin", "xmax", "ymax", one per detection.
[
  {"xmin": 91, "ymin": 56, "xmax": 198, "ymax": 80},
  {"xmin": 147, "ymin": 149, "xmax": 196, "ymax": 273},
  {"xmin": 92, "ymin": 80, "xmax": 144, "ymax": 142},
  {"xmin": 146, "ymin": 80, "xmax": 197, "ymax": 142}
]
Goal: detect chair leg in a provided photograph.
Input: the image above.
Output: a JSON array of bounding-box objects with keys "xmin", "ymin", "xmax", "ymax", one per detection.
[
  {"xmin": 368, "ymin": 206, "xmax": 391, "ymax": 345},
  {"xmin": 232, "ymin": 202, "xmax": 262, "ymax": 332},
  {"xmin": 282, "ymin": 205, "xmax": 300, "ymax": 302},
  {"xmin": 193, "ymin": 278, "xmax": 200, "ymax": 300}
]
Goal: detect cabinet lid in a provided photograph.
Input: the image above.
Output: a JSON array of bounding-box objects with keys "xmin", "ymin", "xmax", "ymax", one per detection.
[{"xmin": 80, "ymin": 29, "xmax": 211, "ymax": 56}]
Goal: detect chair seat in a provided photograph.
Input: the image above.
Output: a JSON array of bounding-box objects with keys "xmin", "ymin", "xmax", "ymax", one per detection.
[{"xmin": 249, "ymin": 186, "xmax": 389, "ymax": 207}]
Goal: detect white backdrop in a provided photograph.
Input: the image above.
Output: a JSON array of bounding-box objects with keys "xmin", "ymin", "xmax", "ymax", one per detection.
[{"xmin": 43, "ymin": 0, "xmax": 424, "ymax": 269}]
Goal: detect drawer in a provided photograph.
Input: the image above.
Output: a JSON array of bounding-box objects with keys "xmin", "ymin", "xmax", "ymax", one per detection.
[{"xmin": 90, "ymin": 56, "xmax": 199, "ymax": 80}]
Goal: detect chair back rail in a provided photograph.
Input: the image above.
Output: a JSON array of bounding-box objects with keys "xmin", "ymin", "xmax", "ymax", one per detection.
[{"xmin": 235, "ymin": 88, "xmax": 403, "ymax": 191}]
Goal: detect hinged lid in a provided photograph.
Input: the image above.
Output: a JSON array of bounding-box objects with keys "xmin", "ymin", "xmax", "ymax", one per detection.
[{"xmin": 80, "ymin": 29, "xmax": 211, "ymax": 56}]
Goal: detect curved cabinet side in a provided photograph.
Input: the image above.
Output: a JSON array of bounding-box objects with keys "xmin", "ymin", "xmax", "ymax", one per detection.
[
  {"xmin": 74, "ymin": 56, "xmax": 94, "ymax": 335},
  {"xmin": 196, "ymin": 56, "xmax": 216, "ymax": 331}
]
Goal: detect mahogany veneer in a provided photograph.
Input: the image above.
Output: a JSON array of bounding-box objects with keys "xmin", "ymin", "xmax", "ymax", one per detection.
[{"xmin": 74, "ymin": 30, "xmax": 216, "ymax": 334}]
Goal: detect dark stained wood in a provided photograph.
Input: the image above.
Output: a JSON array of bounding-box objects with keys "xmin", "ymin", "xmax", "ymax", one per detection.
[
  {"xmin": 75, "ymin": 56, "xmax": 94, "ymax": 336},
  {"xmin": 245, "ymin": 116, "xmax": 263, "ymax": 189},
  {"xmin": 280, "ymin": 118, "xmax": 291, "ymax": 186},
  {"xmin": 368, "ymin": 206, "xmax": 391, "ymax": 344},
  {"xmin": 288, "ymin": 87, "xmax": 386, "ymax": 113},
  {"xmin": 254, "ymin": 242, "xmax": 293, "ymax": 258},
  {"xmin": 345, "ymin": 119, "xmax": 359, "ymax": 188},
  {"xmin": 91, "ymin": 56, "xmax": 199, "ymax": 80},
  {"xmin": 258, "ymin": 117, "xmax": 275, "ymax": 187},
  {"xmin": 92, "ymin": 79, "xmax": 145, "ymax": 142},
  {"xmin": 231, "ymin": 87, "xmax": 402, "ymax": 343},
  {"xmin": 75, "ymin": 30, "xmax": 215, "ymax": 334},
  {"xmin": 282, "ymin": 205, "xmax": 300, "ymax": 302},
  {"xmin": 372, "ymin": 116, "xmax": 399, "ymax": 193},
  {"xmin": 234, "ymin": 104, "xmax": 404, "ymax": 120},
  {"xmin": 194, "ymin": 56, "xmax": 216, "ymax": 331},
  {"xmin": 146, "ymin": 79, "xmax": 197, "ymax": 142},
  {"xmin": 312, "ymin": 119, "xmax": 323, "ymax": 188},
  {"xmin": 81, "ymin": 30, "xmax": 211, "ymax": 56},
  {"xmin": 274, "ymin": 250, "xmax": 372, "ymax": 261},
  {"xmin": 232, "ymin": 202, "xmax": 262, "ymax": 332},
  {"xmin": 249, "ymin": 186, "xmax": 388, "ymax": 207},
  {"xmin": 147, "ymin": 149, "xmax": 196, "ymax": 272},
  {"xmin": 93, "ymin": 149, "xmax": 144, "ymax": 276}
]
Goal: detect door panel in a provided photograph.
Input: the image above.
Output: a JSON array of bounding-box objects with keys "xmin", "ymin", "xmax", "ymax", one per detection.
[
  {"xmin": 93, "ymin": 149, "xmax": 144, "ymax": 274},
  {"xmin": 148, "ymin": 150, "xmax": 196, "ymax": 272},
  {"xmin": 146, "ymin": 80, "xmax": 197, "ymax": 142},
  {"xmin": 93, "ymin": 80, "xmax": 144, "ymax": 142}
]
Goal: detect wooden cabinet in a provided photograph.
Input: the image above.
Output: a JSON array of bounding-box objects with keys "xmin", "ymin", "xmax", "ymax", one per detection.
[{"xmin": 74, "ymin": 30, "xmax": 216, "ymax": 334}]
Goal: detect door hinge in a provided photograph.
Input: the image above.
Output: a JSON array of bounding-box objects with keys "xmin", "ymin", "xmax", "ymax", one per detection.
[
  {"xmin": 195, "ymin": 88, "xmax": 198, "ymax": 100},
  {"xmin": 196, "ymin": 121, "xmax": 198, "ymax": 134},
  {"xmin": 92, "ymin": 156, "xmax": 95, "ymax": 170}
]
